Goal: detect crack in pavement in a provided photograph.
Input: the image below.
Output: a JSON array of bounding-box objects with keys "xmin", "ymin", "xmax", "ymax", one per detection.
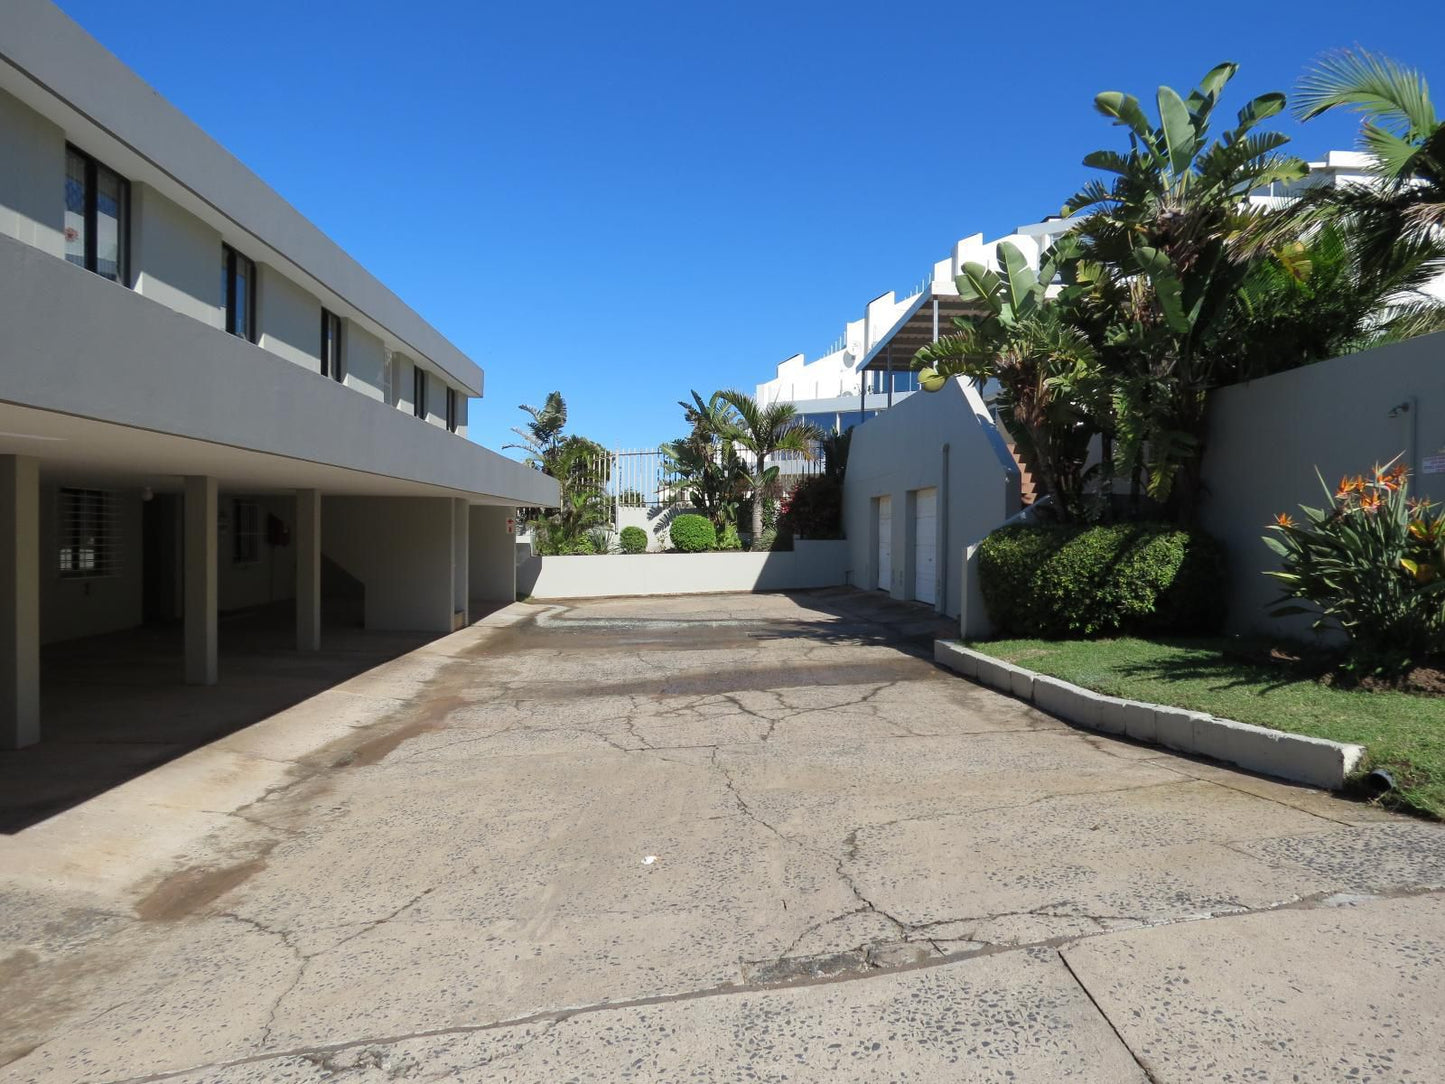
[{"xmin": 94, "ymin": 885, "xmax": 1445, "ymax": 1084}]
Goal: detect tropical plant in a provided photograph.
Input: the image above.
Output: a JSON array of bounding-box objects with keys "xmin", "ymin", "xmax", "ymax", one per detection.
[
  {"xmin": 778, "ymin": 474, "xmax": 843, "ymax": 539},
  {"xmin": 914, "ymin": 239, "xmax": 1107, "ymax": 522},
  {"xmin": 619, "ymin": 525, "xmax": 648, "ymax": 554},
  {"xmin": 1296, "ymin": 50, "xmax": 1445, "ymax": 260},
  {"xmin": 661, "ymin": 391, "xmax": 751, "ymax": 532},
  {"xmin": 714, "ymin": 390, "xmax": 823, "ymax": 548},
  {"xmin": 1264, "ymin": 461, "xmax": 1445, "ymax": 665},
  {"xmin": 669, "ymin": 513, "xmax": 716, "ymax": 553},
  {"xmin": 510, "ymin": 394, "xmax": 612, "ymax": 554},
  {"xmin": 1062, "ymin": 62, "xmax": 1310, "ymax": 520},
  {"xmin": 1220, "ymin": 220, "xmax": 1445, "ymax": 381},
  {"xmin": 504, "ymin": 391, "xmax": 568, "ymax": 468},
  {"xmin": 717, "ymin": 524, "xmax": 744, "ymax": 551}
]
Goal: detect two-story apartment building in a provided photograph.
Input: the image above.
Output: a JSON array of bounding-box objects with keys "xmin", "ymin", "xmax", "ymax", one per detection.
[{"xmin": 0, "ymin": 0, "xmax": 557, "ymax": 749}]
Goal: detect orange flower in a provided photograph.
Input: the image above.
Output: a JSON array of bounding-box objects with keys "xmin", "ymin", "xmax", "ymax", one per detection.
[
  {"xmin": 1336, "ymin": 475, "xmax": 1365, "ymax": 499},
  {"xmin": 1274, "ymin": 512, "xmax": 1296, "ymax": 528},
  {"xmin": 1359, "ymin": 492, "xmax": 1383, "ymax": 515},
  {"xmin": 1376, "ymin": 463, "xmax": 1409, "ymax": 491}
]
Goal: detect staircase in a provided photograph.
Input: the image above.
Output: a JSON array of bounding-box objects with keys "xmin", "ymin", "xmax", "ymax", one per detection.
[{"xmin": 1003, "ymin": 438, "xmax": 1041, "ymax": 508}]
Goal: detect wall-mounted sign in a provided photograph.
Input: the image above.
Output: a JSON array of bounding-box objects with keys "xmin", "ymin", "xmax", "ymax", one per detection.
[{"xmin": 1424, "ymin": 453, "xmax": 1445, "ymax": 476}]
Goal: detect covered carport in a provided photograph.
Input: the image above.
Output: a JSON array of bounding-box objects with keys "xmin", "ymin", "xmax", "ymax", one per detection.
[{"xmin": 0, "ymin": 393, "xmax": 549, "ymax": 826}]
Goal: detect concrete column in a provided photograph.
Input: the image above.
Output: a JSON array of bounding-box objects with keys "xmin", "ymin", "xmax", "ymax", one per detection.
[
  {"xmin": 184, "ymin": 475, "xmax": 217, "ymax": 685},
  {"xmin": 0, "ymin": 456, "xmax": 40, "ymax": 749},
  {"xmin": 452, "ymin": 499, "xmax": 469, "ymax": 626},
  {"xmin": 468, "ymin": 505, "xmax": 516, "ymax": 604},
  {"xmin": 296, "ymin": 489, "xmax": 321, "ymax": 651}
]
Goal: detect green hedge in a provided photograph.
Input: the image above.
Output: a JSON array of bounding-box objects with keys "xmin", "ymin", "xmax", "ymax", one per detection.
[
  {"xmin": 619, "ymin": 526, "xmax": 648, "ymax": 554},
  {"xmin": 670, "ymin": 514, "xmax": 716, "ymax": 553},
  {"xmin": 977, "ymin": 523, "xmax": 1226, "ymax": 637}
]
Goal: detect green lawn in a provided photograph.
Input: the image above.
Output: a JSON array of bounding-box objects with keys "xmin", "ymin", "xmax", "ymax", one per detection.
[{"xmin": 968, "ymin": 637, "xmax": 1445, "ymax": 819}]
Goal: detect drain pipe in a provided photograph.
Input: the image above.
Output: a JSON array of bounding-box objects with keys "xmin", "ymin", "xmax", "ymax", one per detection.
[{"xmin": 938, "ymin": 442, "xmax": 950, "ymax": 616}]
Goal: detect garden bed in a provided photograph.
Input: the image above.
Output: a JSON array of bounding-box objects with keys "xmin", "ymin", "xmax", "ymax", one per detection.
[{"xmin": 968, "ymin": 637, "xmax": 1445, "ymax": 819}]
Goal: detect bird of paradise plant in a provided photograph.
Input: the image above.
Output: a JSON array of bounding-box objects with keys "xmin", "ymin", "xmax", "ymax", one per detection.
[{"xmin": 1264, "ymin": 457, "xmax": 1445, "ymax": 666}]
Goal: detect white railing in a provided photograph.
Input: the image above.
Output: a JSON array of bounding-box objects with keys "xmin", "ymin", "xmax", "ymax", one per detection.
[{"xmin": 570, "ymin": 445, "xmax": 826, "ymax": 526}]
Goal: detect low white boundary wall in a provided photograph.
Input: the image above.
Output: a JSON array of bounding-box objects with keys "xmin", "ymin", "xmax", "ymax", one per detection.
[{"xmin": 519, "ymin": 540, "xmax": 849, "ymax": 600}]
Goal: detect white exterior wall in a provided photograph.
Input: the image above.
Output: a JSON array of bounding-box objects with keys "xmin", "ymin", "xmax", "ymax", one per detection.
[
  {"xmin": 1201, "ymin": 331, "xmax": 1445, "ymax": 637},
  {"xmin": 0, "ymin": 235, "xmax": 558, "ymax": 508},
  {"xmin": 343, "ymin": 323, "xmax": 388, "ymax": 404},
  {"xmin": 130, "ymin": 184, "xmax": 225, "ymax": 328},
  {"xmin": 321, "ymin": 497, "xmax": 458, "ymax": 632},
  {"xmin": 37, "ymin": 482, "xmax": 144, "ymax": 644},
  {"xmin": 0, "ymin": 87, "xmax": 63, "ymax": 256},
  {"xmin": 258, "ymin": 265, "xmax": 323, "ymax": 373},
  {"xmin": 518, "ymin": 541, "xmax": 850, "ymax": 600},
  {"xmin": 843, "ymin": 378, "xmax": 1019, "ymax": 618},
  {"xmin": 468, "ymin": 506, "xmax": 515, "ymax": 603}
]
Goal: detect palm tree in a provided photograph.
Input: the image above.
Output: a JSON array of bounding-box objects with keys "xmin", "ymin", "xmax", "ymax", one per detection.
[
  {"xmin": 714, "ymin": 390, "xmax": 822, "ymax": 548},
  {"xmin": 1295, "ymin": 50, "xmax": 1445, "ymax": 266},
  {"xmin": 661, "ymin": 391, "xmax": 751, "ymax": 531}
]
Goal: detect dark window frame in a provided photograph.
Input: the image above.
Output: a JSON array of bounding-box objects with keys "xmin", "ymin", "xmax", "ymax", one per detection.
[
  {"xmin": 413, "ymin": 366, "xmax": 428, "ymax": 419},
  {"xmin": 232, "ymin": 499, "xmax": 261, "ymax": 564},
  {"xmin": 57, "ymin": 487, "xmax": 117, "ymax": 579},
  {"xmin": 64, "ymin": 143, "xmax": 131, "ymax": 285},
  {"xmin": 320, "ymin": 308, "xmax": 344, "ymax": 382},
  {"xmin": 445, "ymin": 387, "xmax": 459, "ymax": 432},
  {"xmin": 222, "ymin": 243, "xmax": 257, "ymax": 342}
]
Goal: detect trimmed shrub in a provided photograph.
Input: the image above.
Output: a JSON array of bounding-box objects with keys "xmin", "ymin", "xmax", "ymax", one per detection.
[
  {"xmin": 670, "ymin": 514, "xmax": 716, "ymax": 553},
  {"xmin": 619, "ymin": 525, "xmax": 648, "ymax": 554},
  {"xmin": 717, "ymin": 524, "xmax": 743, "ymax": 551},
  {"xmin": 977, "ymin": 523, "xmax": 1226, "ymax": 637},
  {"xmin": 557, "ymin": 535, "xmax": 598, "ymax": 556}
]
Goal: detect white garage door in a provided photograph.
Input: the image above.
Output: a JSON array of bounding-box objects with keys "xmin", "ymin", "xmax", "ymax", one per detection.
[
  {"xmin": 876, "ymin": 495, "xmax": 892, "ymax": 591},
  {"xmin": 913, "ymin": 488, "xmax": 937, "ymax": 605}
]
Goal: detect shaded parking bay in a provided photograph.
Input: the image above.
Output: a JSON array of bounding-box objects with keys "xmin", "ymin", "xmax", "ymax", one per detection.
[{"xmin": 1, "ymin": 590, "xmax": 1443, "ymax": 1082}]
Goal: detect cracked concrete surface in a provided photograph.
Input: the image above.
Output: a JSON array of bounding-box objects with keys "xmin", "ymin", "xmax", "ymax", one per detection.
[{"xmin": 1, "ymin": 589, "xmax": 1442, "ymax": 1082}]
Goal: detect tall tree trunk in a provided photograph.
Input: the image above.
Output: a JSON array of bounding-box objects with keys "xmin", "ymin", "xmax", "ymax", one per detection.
[
  {"xmin": 1100, "ymin": 432, "xmax": 1114, "ymax": 523},
  {"xmin": 751, "ymin": 454, "xmax": 766, "ymax": 548}
]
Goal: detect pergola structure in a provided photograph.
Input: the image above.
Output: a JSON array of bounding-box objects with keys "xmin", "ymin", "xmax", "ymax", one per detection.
[{"xmin": 854, "ymin": 289, "xmax": 983, "ymax": 416}]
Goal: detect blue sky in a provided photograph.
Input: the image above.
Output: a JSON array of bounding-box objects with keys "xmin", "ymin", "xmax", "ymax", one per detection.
[{"xmin": 56, "ymin": 0, "xmax": 1445, "ymax": 457}]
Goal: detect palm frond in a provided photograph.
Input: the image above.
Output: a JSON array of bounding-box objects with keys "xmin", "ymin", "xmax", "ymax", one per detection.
[{"xmin": 1295, "ymin": 49, "xmax": 1437, "ymax": 139}]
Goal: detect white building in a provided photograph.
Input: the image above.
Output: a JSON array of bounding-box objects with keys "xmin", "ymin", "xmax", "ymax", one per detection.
[
  {"xmin": 0, "ymin": 0, "xmax": 557, "ymax": 749},
  {"xmin": 757, "ymin": 148, "xmax": 1445, "ymax": 436},
  {"xmin": 755, "ymin": 217, "xmax": 1072, "ymax": 434}
]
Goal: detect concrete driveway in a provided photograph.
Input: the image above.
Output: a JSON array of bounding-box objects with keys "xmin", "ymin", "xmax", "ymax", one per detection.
[{"xmin": 2, "ymin": 590, "xmax": 1443, "ymax": 1082}]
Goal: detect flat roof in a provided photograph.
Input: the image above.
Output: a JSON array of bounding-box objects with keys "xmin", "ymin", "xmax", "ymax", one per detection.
[{"xmin": 0, "ymin": 0, "xmax": 484, "ymax": 396}]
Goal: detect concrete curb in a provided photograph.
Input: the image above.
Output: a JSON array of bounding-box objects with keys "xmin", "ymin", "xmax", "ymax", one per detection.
[{"xmin": 933, "ymin": 640, "xmax": 1366, "ymax": 791}]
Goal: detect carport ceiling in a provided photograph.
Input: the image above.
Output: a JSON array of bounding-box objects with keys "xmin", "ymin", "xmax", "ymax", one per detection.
[{"xmin": 0, "ymin": 401, "xmax": 516, "ymax": 503}]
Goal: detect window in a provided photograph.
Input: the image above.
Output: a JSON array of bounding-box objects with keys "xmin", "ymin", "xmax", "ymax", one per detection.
[
  {"xmin": 320, "ymin": 309, "xmax": 344, "ymax": 382},
  {"xmin": 445, "ymin": 387, "xmax": 459, "ymax": 432},
  {"xmin": 58, "ymin": 488, "xmax": 118, "ymax": 578},
  {"xmin": 221, "ymin": 244, "xmax": 257, "ymax": 342},
  {"xmin": 232, "ymin": 500, "xmax": 261, "ymax": 564},
  {"xmin": 64, "ymin": 146, "xmax": 130, "ymax": 284},
  {"xmin": 892, "ymin": 370, "xmax": 920, "ymax": 394},
  {"xmin": 413, "ymin": 366, "xmax": 428, "ymax": 419}
]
